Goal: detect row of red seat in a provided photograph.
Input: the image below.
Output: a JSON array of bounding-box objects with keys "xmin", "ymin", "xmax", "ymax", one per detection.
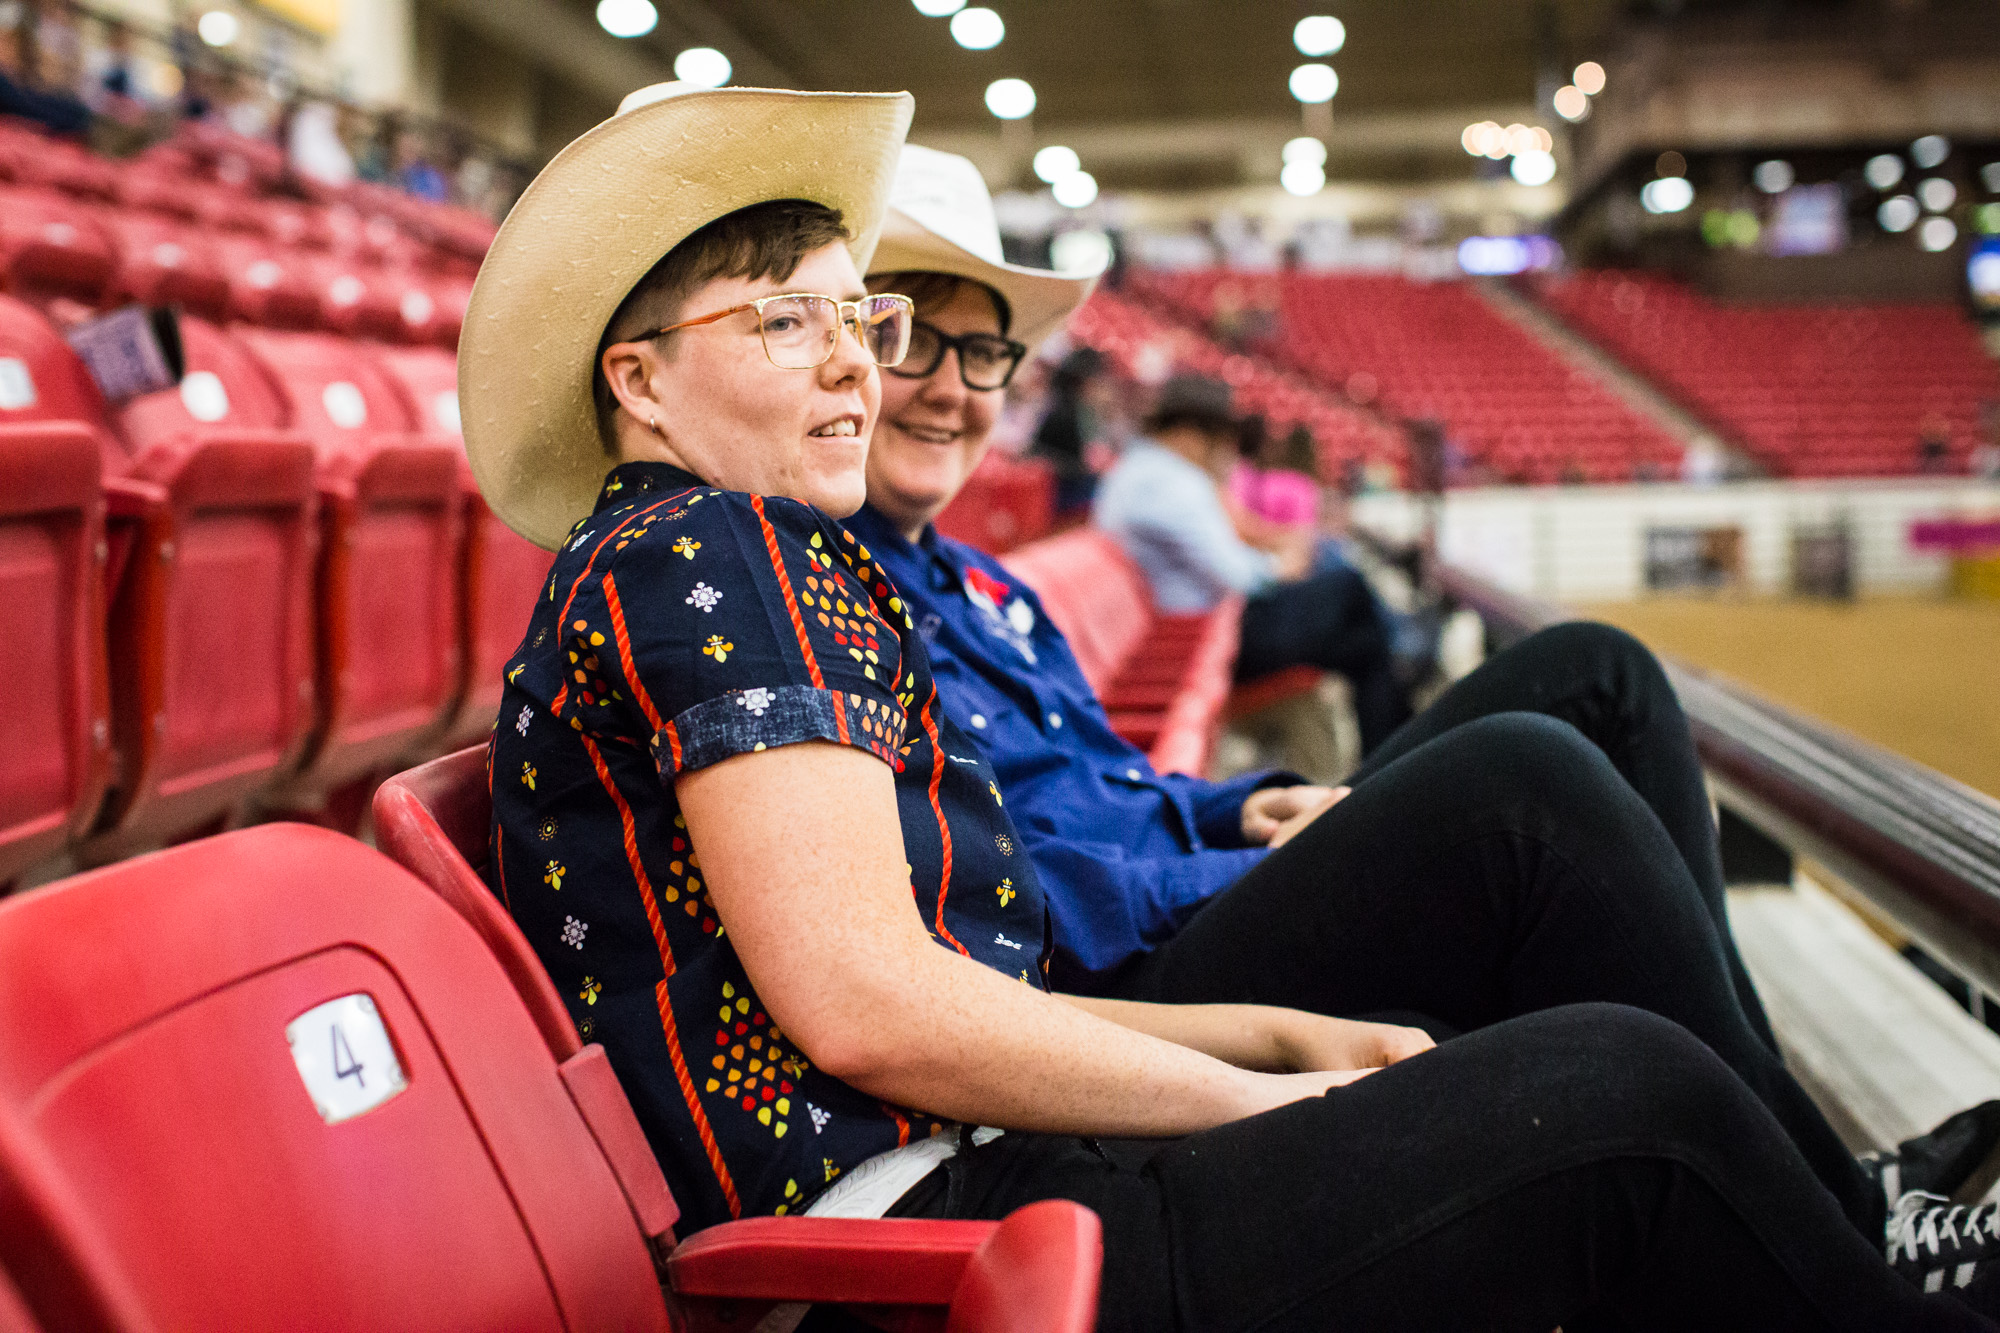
[
  {"xmin": 1002, "ymin": 529, "xmax": 1243, "ymax": 775},
  {"xmin": 0, "ymin": 117, "xmax": 479, "ymax": 346},
  {"xmin": 0, "ymin": 810, "xmax": 1101, "ymax": 1330},
  {"xmin": 1532, "ymin": 271, "xmax": 1999, "ymax": 478},
  {"xmin": 1068, "ymin": 287, "xmax": 1411, "ymax": 485},
  {"xmin": 0, "ymin": 294, "xmax": 550, "ymax": 883},
  {"xmin": 1130, "ymin": 269, "xmax": 1687, "ymax": 486},
  {"xmin": 934, "ymin": 453, "xmax": 1057, "ymax": 554}
]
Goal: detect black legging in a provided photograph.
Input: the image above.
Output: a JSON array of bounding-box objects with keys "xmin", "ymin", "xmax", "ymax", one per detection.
[
  {"xmin": 887, "ymin": 1005, "xmax": 1992, "ymax": 1332},
  {"xmin": 1353, "ymin": 619, "xmax": 1778, "ymax": 1053},
  {"xmin": 1236, "ymin": 564, "xmax": 1410, "ymax": 752}
]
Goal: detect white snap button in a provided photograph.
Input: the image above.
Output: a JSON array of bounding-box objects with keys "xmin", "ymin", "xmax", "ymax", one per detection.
[
  {"xmin": 1047, "ymin": 712, "xmax": 1063, "ymax": 729},
  {"xmin": 970, "ymin": 714, "xmax": 987, "ymax": 729}
]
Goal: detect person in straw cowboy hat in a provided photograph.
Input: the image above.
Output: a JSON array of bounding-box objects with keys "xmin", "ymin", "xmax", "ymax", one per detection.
[
  {"xmin": 846, "ymin": 143, "xmax": 2000, "ymax": 1260},
  {"xmin": 468, "ymin": 85, "xmax": 2000, "ymax": 1330}
]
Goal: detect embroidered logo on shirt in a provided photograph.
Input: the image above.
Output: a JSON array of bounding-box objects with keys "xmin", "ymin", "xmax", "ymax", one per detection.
[{"xmin": 961, "ymin": 564, "xmax": 1037, "ymax": 665}]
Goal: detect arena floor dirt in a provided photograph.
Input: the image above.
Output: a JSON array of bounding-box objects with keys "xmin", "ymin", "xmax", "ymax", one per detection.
[{"xmin": 1576, "ymin": 596, "xmax": 2000, "ymax": 801}]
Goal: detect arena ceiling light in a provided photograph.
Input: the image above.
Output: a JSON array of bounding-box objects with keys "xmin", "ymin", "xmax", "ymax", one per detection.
[
  {"xmin": 1553, "ymin": 86, "xmax": 1589, "ymax": 121},
  {"xmin": 1293, "ymin": 15, "xmax": 1345, "ymax": 57},
  {"xmin": 984, "ymin": 78, "xmax": 1035, "ymax": 119},
  {"xmin": 1289, "ymin": 63, "xmax": 1338, "ymax": 104},
  {"xmin": 1573, "ymin": 61, "xmax": 1606, "ymax": 95},
  {"xmin": 1878, "ymin": 194, "xmax": 1920, "ymax": 232},
  {"xmin": 1051, "ymin": 229, "xmax": 1113, "ymax": 274},
  {"xmin": 1918, "ymin": 177, "xmax": 1956, "ymax": 212},
  {"xmin": 1283, "ymin": 136, "xmax": 1327, "ymax": 167},
  {"xmin": 1919, "ymin": 216, "xmax": 1958, "ymax": 251},
  {"xmin": 951, "ymin": 7, "xmax": 1004, "ymax": 49},
  {"xmin": 1506, "ymin": 125, "xmax": 1552, "ymax": 156},
  {"xmin": 596, "ymin": 0, "xmax": 658, "ymax": 39},
  {"xmin": 1510, "ymin": 149, "xmax": 1557, "ymax": 186},
  {"xmin": 196, "ymin": 9, "xmax": 239, "ymax": 47},
  {"xmin": 1753, "ymin": 160, "xmax": 1794, "ymax": 193},
  {"xmin": 1461, "ymin": 121, "xmax": 1508, "ymax": 159},
  {"xmin": 912, "ymin": 0, "xmax": 965, "ymax": 14},
  {"xmin": 1864, "ymin": 154, "xmax": 1905, "ymax": 191},
  {"xmin": 1033, "ymin": 145, "xmax": 1080, "ymax": 183},
  {"xmin": 1911, "ymin": 135, "xmax": 1950, "ymax": 169},
  {"xmin": 1640, "ymin": 176, "xmax": 1693, "ymax": 214},
  {"xmin": 674, "ymin": 47, "xmax": 732, "ymax": 87},
  {"xmin": 1052, "ymin": 170, "xmax": 1098, "ymax": 208},
  {"xmin": 1280, "ymin": 159, "xmax": 1326, "ymax": 196}
]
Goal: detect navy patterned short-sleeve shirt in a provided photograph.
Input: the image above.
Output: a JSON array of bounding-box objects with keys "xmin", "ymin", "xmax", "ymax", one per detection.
[{"xmin": 488, "ymin": 461, "xmax": 1051, "ymax": 1233}]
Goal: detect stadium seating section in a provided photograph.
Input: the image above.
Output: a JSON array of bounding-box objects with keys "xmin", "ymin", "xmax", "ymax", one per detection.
[
  {"xmin": 1069, "ymin": 286, "xmax": 1411, "ymax": 485},
  {"xmin": 1532, "ymin": 271, "xmax": 2000, "ymax": 479},
  {"xmin": 0, "ymin": 821, "xmax": 1103, "ymax": 1331},
  {"xmin": 1128, "ymin": 269, "xmax": 1685, "ymax": 485},
  {"xmin": 0, "ymin": 114, "xmax": 547, "ymax": 876}
]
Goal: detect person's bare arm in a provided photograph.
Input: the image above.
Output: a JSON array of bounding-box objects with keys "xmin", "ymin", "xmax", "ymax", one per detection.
[
  {"xmin": 1056, "ymin": 994, "xmax": 1432, "ymax": 1072},
  {"xmin": 678, "ymin": 741, "xmax": 1366, "ymax": 1138}
]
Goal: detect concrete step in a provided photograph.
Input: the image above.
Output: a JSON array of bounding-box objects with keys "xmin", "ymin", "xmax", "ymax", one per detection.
[{"xmin": 1729, "ymin": 876, "xmax": 2000, "ymax": 1160}]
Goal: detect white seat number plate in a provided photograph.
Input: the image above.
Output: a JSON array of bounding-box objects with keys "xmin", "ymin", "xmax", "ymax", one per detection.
[{"xmin": 286, "ymin": 994, "xmax": 409, "ymax": 1124}]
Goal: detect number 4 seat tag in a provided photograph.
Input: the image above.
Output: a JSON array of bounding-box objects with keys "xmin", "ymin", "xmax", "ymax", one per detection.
[{"xmin": 286, "ymin": 994, "xmax": 410, "ymax": 1124}]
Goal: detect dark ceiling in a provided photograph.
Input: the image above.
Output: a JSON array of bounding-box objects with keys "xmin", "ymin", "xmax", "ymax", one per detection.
[{"xmin": 564, "ymin": 0, "xmax": 1629, "ymax": 134}]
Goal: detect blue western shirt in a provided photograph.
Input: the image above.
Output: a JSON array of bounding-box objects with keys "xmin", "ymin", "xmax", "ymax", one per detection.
[
  {"xmin": 489, "ymin": 463, "xmax": 1051, "ymax": 1234},
  {"xmin": 845, "ymin": 503, "xmax": 1291, "ymax": 987}
]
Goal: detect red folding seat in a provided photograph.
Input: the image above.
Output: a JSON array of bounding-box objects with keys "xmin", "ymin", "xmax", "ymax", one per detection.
[
  {"xmin": 0, "ymin": 423, "xmax": 109, "ymax": 883},
  {"xmin": 109, "ymin": 165, "xmax": 199, "ymax": 223},
  {"xmin": 372, "ymin": 755, "xmax": 1102, "ymax": 1331},
  {"xmin": 0, "ymin": 136, "xmax": 116, "ymax": 202},
  {"xmin": 0, "ymin": 188, "xmax": 112, "ymax": 302},
  {"xmin": 372, "ymin": 345, "xmax": 552, "ymax": 746},
  {"xmin": 296, "ymin": 253, "xmax": 406, "ymax": 341},
  {"xmin": 212, "ymin": 236, "xmax": 320, "ymax": 330},
  {"xmin": 111, "ymin": 314, "xmax": 288, "ymax": 446},
  {"xmin": 231, "ymin": 329, "xmax": 464, "ymax": 806},
  {"xmin": 0, "ymin": 299, "xmax": 319, "ymax": 859},
  {"xmin": 95, "ymin": 214, "xmax": 230, "ymax": 322},
  {"xmin": 0, "ymin": 822, "xmax": 1100, "ymax": 1332}
]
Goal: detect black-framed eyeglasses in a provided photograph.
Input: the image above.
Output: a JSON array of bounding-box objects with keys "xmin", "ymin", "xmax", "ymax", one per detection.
[{"xmin": 885, "ymin": 321, "xmax": 1028, "ymax": 391}]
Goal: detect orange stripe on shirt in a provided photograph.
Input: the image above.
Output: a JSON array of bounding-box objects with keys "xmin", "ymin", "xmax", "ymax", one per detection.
[
  {"xmin": 750, "ymin": 495, "xmax": 823, "ymax": 688},
  {"xmin": 918, "ymin": 697, "xmax": 968, "ymax": 956},
  {"xmin": 602, "ymin": 572, "xmax": 665, "ymax": 732},
  {"xmin": 551, "ymin": 489, "xmax": 695, "ymax": 713},
  {"xmin": 580, "ymin": 733, "xmax": 741, "ymax": 1218}
]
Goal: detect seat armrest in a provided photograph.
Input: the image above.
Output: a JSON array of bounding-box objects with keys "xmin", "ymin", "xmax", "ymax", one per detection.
[
  {"xmin": 667, "ymin": 1216, "xmax": 999, "ymax": 1305},
  {"xmin": 557, "ymin": 1044, "xmax": 679, "ymax": 1242}
]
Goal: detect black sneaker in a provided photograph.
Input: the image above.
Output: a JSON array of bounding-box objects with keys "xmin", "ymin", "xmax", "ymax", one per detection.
[
  {"xmin": 1886, "ymin": 1191, "xmax": 2000, "ymax": 1294},
  {"xmin": 1862, "ymin": 1101, "xmax": 2000, "ymax": 1215}
]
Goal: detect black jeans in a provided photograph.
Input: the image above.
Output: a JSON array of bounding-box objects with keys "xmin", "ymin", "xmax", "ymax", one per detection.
[
  {"xmin": 1236, "ymin": 565, "xmax": 1410, "ymax": 753},
  {"xmin": 1101, "ymin": 697, "xmax": 1874, "ymax": 1237},
  {"xmin": 1351, "ymin": 620, "xmax": 1775, "ymax": 1053},
  {"xmin": 886, "ymin": 1005, "xmax": 1992, "ymax": 1332}
]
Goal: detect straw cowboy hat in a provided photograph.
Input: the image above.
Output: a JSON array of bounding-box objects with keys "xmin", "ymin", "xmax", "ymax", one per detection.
[
  {"xmin": 460, "ymin": 82, "xmax": 915, "ymax": 551},
  {"xmin": 868, "ymin": 143, "xmax": 1103, "ymax": 351}
]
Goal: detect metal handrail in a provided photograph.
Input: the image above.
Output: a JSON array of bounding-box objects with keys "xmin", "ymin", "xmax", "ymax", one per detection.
[{"xmin": 1436, "ymin": 563, "xmax": 2000, "ymax": 996}]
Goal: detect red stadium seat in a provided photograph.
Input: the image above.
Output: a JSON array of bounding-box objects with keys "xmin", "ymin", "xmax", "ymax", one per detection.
[
  {"xmin": 95, "ymin": 213, "xmax": 230, "ymax": 321},
  {"xmin": 212, "ymin": 236, "xmax": 321, "ymax": 330},
  {"xmin": 0, "ymin": 294, "xmax": 120, "ymax": 471},
  {"xmin": 111, "ymin": 314, "xmax": 288, "ymax": 447},
  {"xmin": 0, "ymin": 424, "xmax": 108, "ymax": 883},
  {"xmin": 371, "ymin": 345, "xmax": 551, "ymax": 744},
  {"xmin": 0, "ymin": 188, "xmax": 113, "ymax": 303},
  {"xmin": 297, "ymin": 253, "xmax": 407, "ymax": 342},
  {"xmin": 1004, "ymin": 530, "xmax": 1240, "ymax": 774},
  {"xmin": 371, "ymin": 757, "xmax": 1103, "ymax": 1333},
  {"xmin": 231, "ymin": 330, "xmax": 463, "ymax": 805},
  {"xmin": 934, "ymin": 453, "xmax": 1055, "ymax": 554},
  {"xmin": 0, "ymin": 824, "xmax": 676, "ymax": 1332}
]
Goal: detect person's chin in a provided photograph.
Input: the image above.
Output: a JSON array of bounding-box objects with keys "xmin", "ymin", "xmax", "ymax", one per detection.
[{"xmin": 805, "ymin": 470, "xmax": 868, "ymax": 519}]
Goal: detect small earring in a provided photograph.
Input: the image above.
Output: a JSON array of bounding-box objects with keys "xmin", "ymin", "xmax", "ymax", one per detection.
[{"xmin": 648, "ymin": 415, "xmax": 663, "ymax": 437}]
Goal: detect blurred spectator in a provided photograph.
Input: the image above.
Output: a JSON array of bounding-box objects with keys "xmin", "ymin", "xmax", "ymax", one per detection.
[
  {"xmin": 1031, "ymin": 345, "xmax": 1106, "ymax": 515},
  {"xmin": 394, "ymin": 128, "xmax": 448, "ymax": 201},
  {"xmin": 219, "ymin": 66, "xmax": 274, "ymax": 139},
  {"xmin": 1095, "ymin": 373, "xmax": 1413, "ymax": 752},
  {"xmin": 288, "ymin": 98, "xmax": 355, "ymax": 187},
  {"xmin": 0, "ymin": 0, "xmax": 87, "ymax": 133}
]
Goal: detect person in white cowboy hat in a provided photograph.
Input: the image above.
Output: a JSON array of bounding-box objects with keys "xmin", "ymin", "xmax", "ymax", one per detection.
[{"xmin": 469, "ymin": 90, "xmax": 2000, "ymax": 1331}]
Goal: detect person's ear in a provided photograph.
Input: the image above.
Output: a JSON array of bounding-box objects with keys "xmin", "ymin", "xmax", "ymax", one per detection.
[{"xmin": 601, "ymin": 338, "xmax": 667, "ymax": 428}]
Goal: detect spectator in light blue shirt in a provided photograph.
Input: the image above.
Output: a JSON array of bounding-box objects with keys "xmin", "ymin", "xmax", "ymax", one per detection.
[{"xmin": 1095, "ymin": 372, "xmax": 1410, "ymax": 750}]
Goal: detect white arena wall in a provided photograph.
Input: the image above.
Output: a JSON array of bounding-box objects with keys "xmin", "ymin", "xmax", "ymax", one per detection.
[{"xmin": 1353, "ymin": 479, "xmax": 2000, "ymax": 603}]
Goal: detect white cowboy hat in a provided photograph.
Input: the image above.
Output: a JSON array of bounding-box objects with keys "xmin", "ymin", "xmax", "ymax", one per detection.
[
  {"xmin": 460, "ymin": 82, "xmax": 915, "ymax": 551},
  {"xmin": 868, "ymin": 143, "xmax": 1102, "ymax": 351}
]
